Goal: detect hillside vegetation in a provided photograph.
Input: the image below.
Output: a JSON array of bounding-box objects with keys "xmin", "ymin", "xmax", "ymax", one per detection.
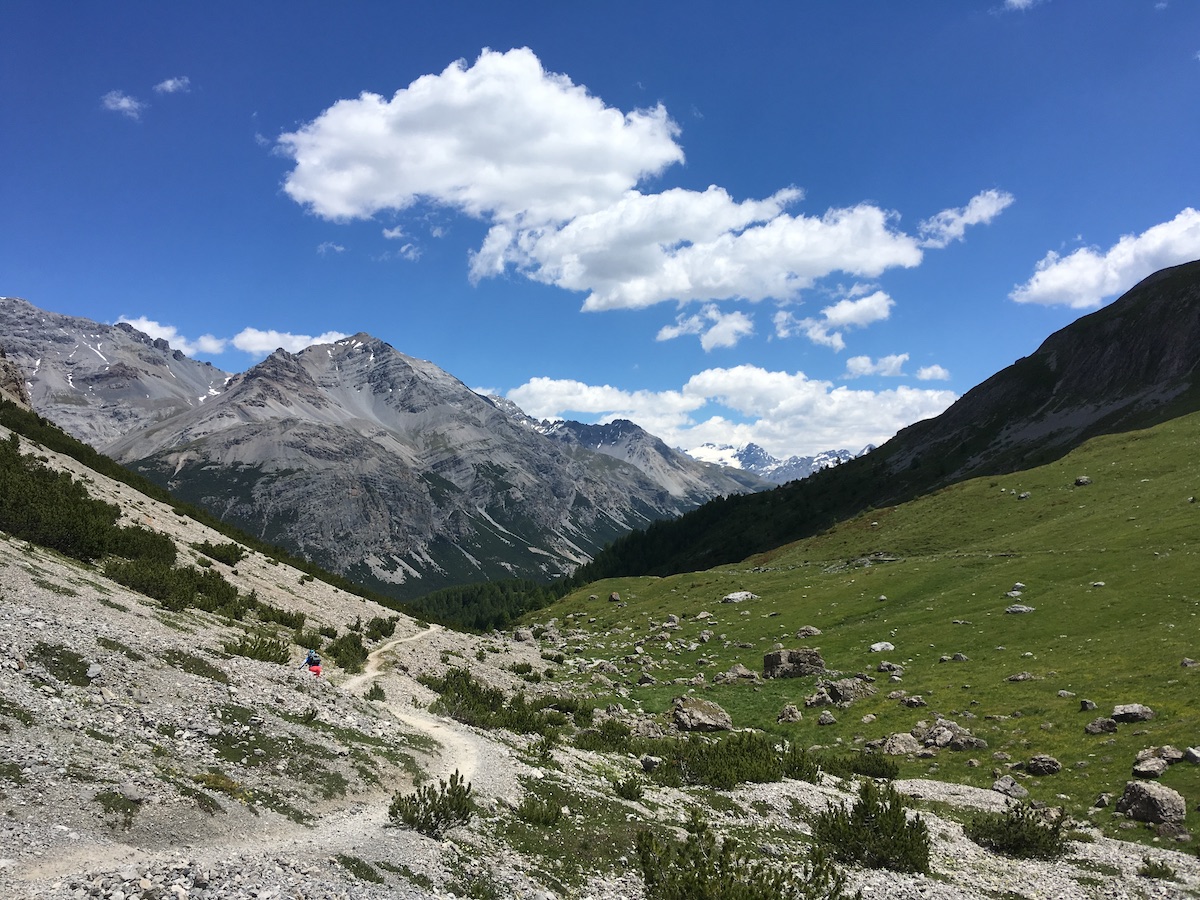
[{"xmin": 529, "ymin": 409, "xmax": 1200, "ymax": 845}]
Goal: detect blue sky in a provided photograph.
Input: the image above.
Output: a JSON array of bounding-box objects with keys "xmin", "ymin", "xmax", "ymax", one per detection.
[{"xmin": 3, "ymin": 1, "xmax": 1198, "ymax": 457}]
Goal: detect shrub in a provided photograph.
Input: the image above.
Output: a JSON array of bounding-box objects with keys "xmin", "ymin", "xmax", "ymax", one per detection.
[
  {"xmin": 653, "ymin": 732, "xmax": 784, "ymax": 791},
  {"xmin": 515, "ymin": 794, "xmax": 562, "ymax": 827},
  {"xmin": 388, "ymin": 770, "xmax": 474, "ymax": 838},
  {"xmin": 324, "ymin": 631, "xmax": 367, "ymax": 673},
  {"xmin": 420, "ymin": 668, "xmax": 560, "ymax": 735},
  {"xmin": 365, "ymin": 615, "xmax": 396, "ymax": 641},
  {"xmin": 613, "ymin": 774, "xmax": 645, "ymax": 801},
  {"xmin": 573, "ymin": 717, "xmax": 632, "ymax": 753},
  {"xmin": 192, "ymin": 540, "xmax": 246, "ymax": 566},
  {"xmin": 511, "ymin": 662, "xmax": 534, "ymax": 675},
  {"xmin": 963, "ymin": 802, "xmax": 1067, "ymax": 860},
  {"xmin": 365, "ymin": 682, "xmax": 386, "ymax": 701},
  {"xmin": 811, "ymin": 779, "xmax": 930, "ymax": 875},
  {"xmin": 820, "ymin": 751, "xmax": 898, "ymax": 781},
  {"xmin": 782, "ymin": 744, "xmax": 822, "ymax": 783},
  {"xmin": 223, "ymin": 634, "xmax": 289, "ymax": 664},
  {"xmin": 636, "ymin": 810, "xmax": 856, "ymax": 900}
]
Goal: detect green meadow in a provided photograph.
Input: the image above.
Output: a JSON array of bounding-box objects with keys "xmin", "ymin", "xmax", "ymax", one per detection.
[{"xmin": 532, "ymin": 410, "xmax": 1200, "ymax": 843}]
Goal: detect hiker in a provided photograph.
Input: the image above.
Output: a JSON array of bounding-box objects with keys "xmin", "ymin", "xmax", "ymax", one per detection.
[{"xmin": 301, "ymin": 649, "xmax": 322, "ymax": 676}]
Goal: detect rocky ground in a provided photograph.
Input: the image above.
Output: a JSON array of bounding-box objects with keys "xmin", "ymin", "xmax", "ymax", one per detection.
[{"xmin": 2, "ymin": 429, "xmax": 1199, "ymax": 899}]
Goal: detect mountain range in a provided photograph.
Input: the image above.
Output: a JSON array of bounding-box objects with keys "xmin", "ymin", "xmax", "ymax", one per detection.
[
  {"xmin": 0, "ymin": 297, "xmax": 771, "ymax": 600},
  {"xmin": 688, "ymin": 441, "xmax": 859, "ymax": 484}
]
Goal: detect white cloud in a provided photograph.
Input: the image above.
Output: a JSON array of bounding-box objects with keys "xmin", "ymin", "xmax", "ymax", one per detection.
[
  {"xmin": 117, "ymin": 316, "xmax": 226, "ymax": 356},
  {"xmin": 774, "ymin": 290, "xmax": 895, "ymax": 351},
  {"xmin": 845, "ymin": 354, "xmax": 909, "ymax": 378},
  {"xmin": 1003, "ymin": 0, "xmax": 1046, "ymax": 9},
  {"xmin": 231, "ymin": 328, "xmax": 349, "ymax": 356},
  {"xmin": 657, "ymin": 304, "xmax": 754, "ymax": 350},
  {"xmin": 820, "ymin": 290, "xmax": 895, "ymax": 328},
  {"xmin": 916, "ymin": 364, "xmax": 951, "ymax": 381},
  {"xmin": 484, "ymin": 190, "xmax": 922, "ymax": 310},
  {"xmin": 1010, "ymin": 208, "xmax": 1200, "ymax": 308},
  {"xmin": 101, "ymin": 90, "xmax": 145, "ymax": 120},
  {"xmin": 508, "ymin": 364, "xmax": 956, "ymax": 457},
  {"xmin": 317, "ymin": 241, "xmax": 345, "ymax": 255},
  {"xmin": 919, "ymin": 189, "xmax": 1015, "ymax": 249},
  {"xmin": 382, "ymin": 227, "xmax": 406, "ymax": 240},
  {"xmin": 279, "ymin": 48, "xmax": 941, "ymax": 315},
  {"xmin": 153, "ymin": 76, "xmax": 191, "ymax": 94},
  {"xmin": 278, "ymin": 47, "xmax": 682, "ymax": 225}
]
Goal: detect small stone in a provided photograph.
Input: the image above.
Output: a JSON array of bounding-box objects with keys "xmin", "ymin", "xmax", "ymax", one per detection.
[{"xmin": 1080, "ymin": 699, "xmax": 1097, "ymax": 711}]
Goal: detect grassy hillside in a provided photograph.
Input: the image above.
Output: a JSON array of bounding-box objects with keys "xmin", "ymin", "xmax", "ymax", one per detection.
[{"xmin": 531, "ymin": 409, "xmax": 1200, "ymax": 845}]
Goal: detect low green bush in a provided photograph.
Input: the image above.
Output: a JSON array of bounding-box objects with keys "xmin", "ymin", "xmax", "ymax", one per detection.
[
  {"xmin": 419, "ymin": 668, "xmax": 561, "ymax": 735},
  {"xmin": 365, "ymin": 683, "xmax": 386, "ymax": 701},
  {"xmin": 636, "ymin": 810, "xmax": 856, "ymax": 900},
  {"xmin": 613, "ymin": 774, "xmax": 645, "ymax": 801},
  {"xmin": 652, "ymin": 732, "xmax": 784, "ymax": 790},
  {"xmin": 192, "ymin": 540, "xmax": 246, "ymax": 566},
  {"xmin": 573, "ymin": 717, "xmax": 632, "ymax": 753},
  {"xmin": 223, "ymin": 634, "xmax": 289, "ymax": 664},
  {"xmin": 810, "ymin": 779, "xmax": 930, "ymax": 875},
  {"xmin": 963, "ymin": 802, "xmax": 1067, "ymax": 860},
  {"xmin": 324, "ymin": 631, "xmax": 367, "ymax": 673},
  {"xmin": 515, "ymin": 794, "xmax": 562, "ymax": 827},
  {"xmin": 819, "ymin": 751, "xmax": 898, "ymax": 781},
  {"xmin": 388, "ymin": 770, "xmax": 474, "ymax": 839}
]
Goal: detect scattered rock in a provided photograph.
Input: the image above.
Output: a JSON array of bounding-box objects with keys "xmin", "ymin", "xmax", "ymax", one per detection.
[
  {"xmin": 1084, "ymin": 717, "xmax": 1117, "ymax": 735},
  {"xmin": 776, "ymin": 704, "xmax": 802, "ymax": 723},
  {"xmin": 1115, "ymin": 781, "xmax": 1187, "ymax": 823},
  {"xmin": 1112, "ymin": 703, "xmax": 1155, "ymax": 723},
  {"xmin": 795, "ymin": 625, "xmax": 822, "ymax": 638},
  {"xmin": 671, "ymin": 696, "xmax": 733, "ymax": 732},
  {"xmin": 817, "ymin": 710, "xmax": 837, "ymax": 726},
  {"xmin": 1080, "ymin": 699, "xmax": 1097, "ymax": 711},
  {"xmin": 721, "ymin": 591, "xmax": 758, "ymax": 604},
  {"xmin": 992, "ymin": 775, "xmax": 1029, "ymax": 799},
  {"xmin": 869, "ymin": 641, "xmax": 894, "ymax": 652},
  {"xmin": 1006, "ymin": 671, "xmax": 1035, "ymax": 682},
  {"xmin": 882, "ymin": 733, "xmax": 922, "ymax": 756},
  {"xmin": 1133, "ymin": 757, "xmax": 1169, "ymax": 779},
  {"xmin": 608, "ymin": 591, "xmax": 621, "ymax": 602},
  {"xmin": 1074, "ymin": 476, "xmax": 1092, "ymax": 486},
  {"xmin": 1005, "ymin": 604, "xmax": 1036, "ymax": 615},
  {"xmin": 1027, "ymin": 755, "xmax": 1062, "ymax": 776},
  {"xmin": 762, "ymin": 648, "xmax": 825, "ymax": 679}
]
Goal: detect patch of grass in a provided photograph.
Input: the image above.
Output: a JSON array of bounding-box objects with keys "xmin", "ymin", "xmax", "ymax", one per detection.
[
  {"xmin": 29, "ymin": 641, "xmax": 91, "ymax": 686},
  {"xmin": 84, "ymin": 727, "xmax": 115, "ymax": 744},
  {"xmin": 1137, "ymin": 856, "xmax": 1177, "ymax": 881},
  {"xmin": 445, "ymin": 869, "xmax": 506, "ymax": 900},
  {"xmin": 335, "ymin": 854, "xmax": 384, "ymax": 884},
  {"xmin": 0, "ymin": 762, "xmax": 25, "ymax": 784},
  {"xmin": 377, "ymin": 862, "xmax": 433, "ymax": 890},
  {"xmin": 32, "ymin": 577, "xmax": 77, "ymax": 596},
  {"xmin": 96, "ymin": 636, "xmax": 144, "ymax": 661},
  {"xmin": 160, "ymin": 648, "xmax": 230, "ymax": 684},
  {"xmin": 94, "ymin": 790, "xmax": 139, "ymax": 830},
  {"xmin": 0, "ymin": 698, "xmax": 35, "ymax": 727}
]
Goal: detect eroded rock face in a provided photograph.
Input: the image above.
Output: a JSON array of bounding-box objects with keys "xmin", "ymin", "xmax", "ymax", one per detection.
[
  {"xmin": 671, "ymin": 696, "xmax": 732, "ymax": 732},
  {"xmin": 1115, "ymin": 781, "xmax": 1186, "ymax": 823},
  {"xmin": 762, "ymin": 648, "xmax": 825, "ymax": 679}
]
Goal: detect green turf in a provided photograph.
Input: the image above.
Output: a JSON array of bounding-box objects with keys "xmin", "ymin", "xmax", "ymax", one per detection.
[{"xmin": 527, "ymin": 410, "xmax": 1200, "ymax": 846}]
